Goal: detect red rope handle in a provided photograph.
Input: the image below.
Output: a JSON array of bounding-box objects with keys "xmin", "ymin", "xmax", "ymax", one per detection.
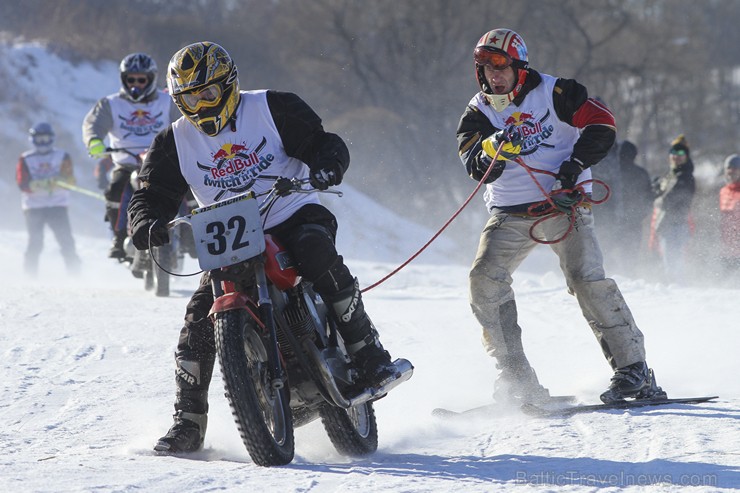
[{"xmin": 514, "ymin": 158, "xmax": 610, "ymax": 244}]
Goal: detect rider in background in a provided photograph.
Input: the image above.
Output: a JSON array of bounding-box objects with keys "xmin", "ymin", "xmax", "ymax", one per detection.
[
  {"xmin": 128, "ymin": 42, "xmax": 400, "ymax": 454},
  {"xmin": 82, "ymin": 52, "xmax": 180, "ymax": 259},
  {"xmin": 456, "ymin": 28, "xmax": 663, "ymax": 406},
  {"xmin": 16, "ymin": 122, "xmax": 81, "ymax": 276}
]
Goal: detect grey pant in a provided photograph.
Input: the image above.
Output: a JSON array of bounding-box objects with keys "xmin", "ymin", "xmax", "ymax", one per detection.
[{"xmin": 469, "ymin": 208, "xmax": 645, "ymax": 370}]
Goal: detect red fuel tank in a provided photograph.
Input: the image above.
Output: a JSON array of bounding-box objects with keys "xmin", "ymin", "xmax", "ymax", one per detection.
[{"xmin": 264, "ymin": 234, "xmax": 301, "ymax": 290}]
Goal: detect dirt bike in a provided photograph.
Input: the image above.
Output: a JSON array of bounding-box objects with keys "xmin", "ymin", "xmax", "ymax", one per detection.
[
  {"xmin": 167, "ymin": 176, "xmax": 413, "ymax": 466},
  {"xmin": 107, "ymin": 147, "xmax": 195, "ymax": 297}
]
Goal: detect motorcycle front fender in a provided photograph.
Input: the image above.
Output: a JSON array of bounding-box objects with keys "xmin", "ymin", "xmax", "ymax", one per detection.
[{"xmin": 209, "ymin": 291, "xmax": 252, "ymax": 318}]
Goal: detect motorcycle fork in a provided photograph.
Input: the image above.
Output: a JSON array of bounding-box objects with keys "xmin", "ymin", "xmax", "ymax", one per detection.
[
  {"xmin": 253, "ymin": 259, "xmax": 287, "ymax": 391},
  {"xmin": 211, "ymin": 260, "xmax": 287, "ymax": 390}
]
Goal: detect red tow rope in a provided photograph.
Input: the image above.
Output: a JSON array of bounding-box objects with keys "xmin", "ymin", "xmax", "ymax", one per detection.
[
  {"xmin": 361, "ymin": 143, "xmax": 506, "ymax": 293},
  {"xmin": 360, "ymin": 151, "xmax": 610, "ymax": 292},
  {"xmin": 513, "ymin": 158, "xmax": 610, "ymax": 244}
]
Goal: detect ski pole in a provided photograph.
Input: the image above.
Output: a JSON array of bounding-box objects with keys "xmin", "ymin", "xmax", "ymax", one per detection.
[{"xmin": 55, "ymin": 181, "xmax": 105, "ymax": 201}]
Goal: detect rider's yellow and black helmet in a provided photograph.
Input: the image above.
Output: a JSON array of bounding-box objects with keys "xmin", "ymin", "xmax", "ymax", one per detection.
[{"xmin": 167, "ymin": 42, "xmax": 239, "ymax": 136}]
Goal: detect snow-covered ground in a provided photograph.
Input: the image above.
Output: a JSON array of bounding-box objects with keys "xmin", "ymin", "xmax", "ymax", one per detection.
[
  {"xmin": 1, "ymin": 39, "xmax": 738, "ymax": 493},
  {"xmin": 1, "ymin": 227, "xmax": 738, "ymax": 492}
]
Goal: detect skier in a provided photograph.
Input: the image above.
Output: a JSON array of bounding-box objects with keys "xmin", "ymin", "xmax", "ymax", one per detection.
[
  {"xmin": 16, "ymin": 122, "xmax": 81, "ymax": 276},
  {"xmin": 127, "ymin": 42, "xmax": 400, "ymax": 454},
  {"xmin": 82, "ymin": 52, "xmax": 180, "ymax": 260},
  {"xmin": 649, "ymin": 135, "xmax": 696, "ymax": 283},
  {"xmin": 719, "ymin": 154, "xmax": 740, "ymax": 278},
  {"xmin": 456, "ymin": 28, "xmax": 664, "ymax": 405}
]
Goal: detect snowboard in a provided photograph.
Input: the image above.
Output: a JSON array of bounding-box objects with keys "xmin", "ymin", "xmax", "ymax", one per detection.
[
  {"xmin": 432, "ymin": 395, "xmax": 577, "ymax": 419},
  {"xmin": 521, "ymin": 396, "xmax": 720, "ymax": 417}
]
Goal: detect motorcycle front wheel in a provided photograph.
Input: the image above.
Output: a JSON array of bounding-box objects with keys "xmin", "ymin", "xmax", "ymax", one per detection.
[
  {"xmin": 214, "ymin": 309, "xmax": 294, "ymax": 466},
  {"xmin": 319, "ymin": 401, "xmax": 378, "ymax": 456}
]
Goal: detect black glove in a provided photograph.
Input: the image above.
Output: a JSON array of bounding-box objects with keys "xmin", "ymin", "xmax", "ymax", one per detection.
[
  {"xmin": 556, "ymin": 159, "xmax": 587, "ymax": 191},
  {"xmin": 131, "ymin": 219, "xmax": 170, "ymax": 250},
  {"xmin": 552, "ymin": 190, "xmax": 582, "ymax": 212},
  {"xmin": 481, "ymin": 127, "xmax": 524, "ymax": 162},
  {"xmin": 309, "ymin": 163, "xmax": 343, "ymax": 191},
  {"xmin": 473, "ymin": 153, "xmax": 506, "ymax": 183}
]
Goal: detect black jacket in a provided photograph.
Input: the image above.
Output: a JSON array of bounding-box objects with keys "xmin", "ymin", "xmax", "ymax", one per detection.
[
  {"xmin": 128, "ymin": 91, "xmax": 349, "ymax": 236},
  {"xmin": 456, "ymin": 69, "xmax": 615, "ymax": 183}
]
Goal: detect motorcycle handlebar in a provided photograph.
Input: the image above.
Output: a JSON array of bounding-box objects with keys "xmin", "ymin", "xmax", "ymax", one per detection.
[{"xmin": 167, "ymin": 176, "xmax": 342, "ymax": 230}]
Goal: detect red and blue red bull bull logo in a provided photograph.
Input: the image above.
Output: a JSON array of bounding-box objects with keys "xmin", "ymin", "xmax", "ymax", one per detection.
[
  {"xmin": 503, "ymin": 112, "xmax": 542, "ymax": 137},
  {"xmin": 210, "ymin": 142, "xmax": 262, "ymax": 179},
  {"xmin": 119, "ymin": 110, "xmax": 165, "ymax": 137}
]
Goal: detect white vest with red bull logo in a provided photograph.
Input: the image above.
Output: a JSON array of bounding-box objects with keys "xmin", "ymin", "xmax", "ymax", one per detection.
[
  {"xmin": 172, "ymin": 90, "xmax": 319, "ymax": 230},
  {"xmin": 107, "ymin": 90, "xmax": 171, "ymax": 168},
  {"xmin": 471, "ymin": 73, "xmax": 592, "ymax": 209},
  {"xmin": 20, "ymin": 149, "xmax": 70, "ymax": 210}
]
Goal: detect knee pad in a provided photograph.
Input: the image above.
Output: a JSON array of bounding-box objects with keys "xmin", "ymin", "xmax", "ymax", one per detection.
[{"xmin": 288, "ymin": 224, "xmax": 344, "ymax": 283}]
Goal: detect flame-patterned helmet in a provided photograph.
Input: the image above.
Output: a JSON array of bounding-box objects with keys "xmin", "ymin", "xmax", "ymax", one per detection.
[
  {"xmin": 167, "ymin": 42, "xmax": 239, "ymax": 137},
  {"xmin": 120, "ymin": 53, "xmax": 158, "ymax": 102},
  {"xmin": 474, "ymin": 29, "xmax": 529, "ymax": 112}
]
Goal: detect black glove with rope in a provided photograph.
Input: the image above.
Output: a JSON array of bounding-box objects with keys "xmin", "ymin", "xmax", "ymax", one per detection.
[
  {"xmin": 482, "ymin": 127, "xmax": 524, "ymax": 162},
  {"xmin": 131, "ymin": 219, "xmax": 170, "ymax": 250},
  {"xmin": 472, "ymin": 153, "xmax": 506, "ymax": 183},
  {"xmin": 556, "ymin": 159, "xmax": 587, "ymax": 191},
  {"xmin": 309, "ymin": 161, "xmax": 343, "ymax": 191}
]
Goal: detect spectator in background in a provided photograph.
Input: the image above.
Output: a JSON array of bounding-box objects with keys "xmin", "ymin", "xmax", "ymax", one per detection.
[
  {"xmin": 719, "ymin": 154, "xmax": 740, "ymax": 279},
  {"xmin": 614, "ymin": 140, "xmax": 653, "ymax": 276},
  {"xmin": 16, "ymin": 122, "xmax": 81, "ymax": 276},
  {"xmin": 649, "ymin": 134, "xmax": 696, "ymax": 283},
  {"xmin": 590, "ymin": 139, "xmax": 622, "ymax": 268}
]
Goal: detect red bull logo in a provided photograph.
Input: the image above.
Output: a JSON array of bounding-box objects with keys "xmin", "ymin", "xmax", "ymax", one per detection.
[
  {"xmin": 210, "ymin": 141, "xmax": 262, "ymax": 179},
  {"xmin": 504, "ymin": 112, "xmax": 542, "ymax": 138},
  {"xmin": 212, "ymin": 143, "xmax": 248, "ymax": 161},
  {"xmin": 124, "ymin": 109, "xmax": 156, "ymax": 125}
]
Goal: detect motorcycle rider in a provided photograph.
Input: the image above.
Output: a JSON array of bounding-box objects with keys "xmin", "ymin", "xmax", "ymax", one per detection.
[
  {"xmin": 128, "ymin": 42, "xmax": 399, "ymax": 454},
  {"xmin": 82, "ymin": 52, "xmax": 180, "ymax": 259},
  {"xmin": 456, "ymin": 28, "xmax": 664, "ymax": 405}
]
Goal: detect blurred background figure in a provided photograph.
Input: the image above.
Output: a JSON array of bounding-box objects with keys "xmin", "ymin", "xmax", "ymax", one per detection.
[
  {"xmin": 590, "ymin": 139, "xmax": 622, "ymax": 269},
  {"xmin": 82, "ymin": 52, "xmax": 179, "ymax": 260},
  {"xmin": 15, "ymin": 122, "xmax": 81, "ymax": 276},
  {"xmin": 719, "ymin": 154, "xmax": 740, "ymax": 280},
  {"xmin": 94, "ymin": 156, "xmax": 113, "ymax": 191},
  {"xmin": 613, "ymin": 140, "xmax": 653, "ymax": 277},
  {"xmin": 649, "ymin": 135, "xmax": 696, "ymax": 283}
]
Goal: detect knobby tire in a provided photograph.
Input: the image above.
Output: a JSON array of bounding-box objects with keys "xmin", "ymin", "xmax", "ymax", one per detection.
[
  {"xmin": 214, "ymin": 309, "xmax": 294, "ymax": 466},
  {"xmin": 319, "ymin": 401, "xmax": 378, "ymax": 457}
]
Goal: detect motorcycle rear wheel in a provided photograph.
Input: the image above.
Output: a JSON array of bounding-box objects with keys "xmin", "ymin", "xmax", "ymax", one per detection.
[
  {"xmin": 319, "ymin": 401, "xmax": 378, "ymax": 456},
  {"xmin": 214, "ymin": 309, "xmax": 294, "ymax": 466}
]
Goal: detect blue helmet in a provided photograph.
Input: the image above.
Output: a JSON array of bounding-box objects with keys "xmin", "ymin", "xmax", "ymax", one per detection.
[
  {"xmin": 120, "ymin": 53, "xmax": 158, "ymax": 102},
  {"xmin": 29, "ymin": 122, "xmax": 54, "ymax": 153}
]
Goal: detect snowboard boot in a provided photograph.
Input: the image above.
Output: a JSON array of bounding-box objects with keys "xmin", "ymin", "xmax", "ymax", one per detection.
[
  {"xmin": 325, "ymin": 279, "xmax": 399, "ymax": 389},
  {"xmin": 600, "ymin": 361, "xmax": 665, "ymax": 403},
  {"xmin": 154, "ymin": 356, "xmax": 213, "ymax": 454},
  {"xmin": 108, "ymin": 230, "xmax": 128, "ymax": 260},
  {"xmin": 494, "ymin": 354, "xmax": 551, "ymax": 405}
]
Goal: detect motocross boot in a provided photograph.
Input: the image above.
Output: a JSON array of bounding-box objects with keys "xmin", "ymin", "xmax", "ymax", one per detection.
[
  {"xmin": 108, "ymin": 229, "xmax": 128, "ymax": 260},
  {"xmin": 154, "ymin": 355, "xmax": 214, "ymax": 454},
  {"xmin": 325, "ymin": 279, "xmax": 399, "ymax": 389},
  {"xmin": 600, "ymin": 361, "xmax": 666, "ymax": 403},
  {"xmin": 494, "ymin": 353, "xmax": 551, "ymax": 406}
]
